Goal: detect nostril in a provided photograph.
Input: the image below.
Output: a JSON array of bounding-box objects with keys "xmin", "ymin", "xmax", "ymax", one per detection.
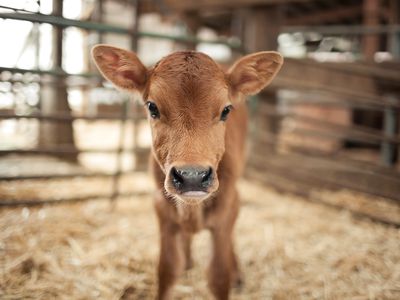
[
  {"xmin": 201, "ymin": 167, "xmax": 213, "ymax": 188},
  {"xmin": 171, "ymin": 167, "xmax": 184, "ymax": 188}
]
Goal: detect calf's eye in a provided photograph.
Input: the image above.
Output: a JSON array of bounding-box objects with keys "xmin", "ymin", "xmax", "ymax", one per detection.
[
  {"xmin": 146, "ymin": 101, "xmax": 160, "ymax": 119},
  {"xmin": 220, "ymin": 105, "xmax": 233, "ymax": 121}
]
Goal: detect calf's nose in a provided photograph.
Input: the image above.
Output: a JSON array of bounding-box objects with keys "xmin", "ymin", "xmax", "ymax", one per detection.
[{"xmin": 170, "ymin": 166, "xmax": 213, "ymax": 193}]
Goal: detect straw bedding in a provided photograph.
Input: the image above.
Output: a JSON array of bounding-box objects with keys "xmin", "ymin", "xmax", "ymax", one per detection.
[{"xmin": 1, "ymin": 177, "xmax": 400, "ymax": 299}]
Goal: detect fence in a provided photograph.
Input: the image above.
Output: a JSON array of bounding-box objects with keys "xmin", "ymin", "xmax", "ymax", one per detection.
[
  {"xmin": 0, "ymin": 1, "xmax": 399, "ymax": 227},
  {"xmin": 0, "ymin": 1, "xmax": 241, "ymax": 206}
]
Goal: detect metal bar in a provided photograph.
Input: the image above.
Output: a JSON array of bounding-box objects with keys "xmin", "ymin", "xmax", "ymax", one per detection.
[
  {"xmin": 96, "ymin": 0, "xmax": 104, "ymax": 44},
  {"xmin": 0, "ymin": 111, "xmax": 145, "ymax": 121},
  {"xmin": 0, "ymin": 171, "xmax": 136, "ymax": 181},
  {"xmin": 0, "ymin": 12, "xmax": 132, "ymax": 34},
  {"xmin": 0, "ymin": 5, "xmax": 39, "ymax": 13},
  {"xmin": 0, "ymin": 12, "xmax": 242, "ymax": 49},
  {"xmin": 0, "ymin": 76, "xmax": 100, "ymax": 88},
  {"xmin": 0, "ymin": 147, "xmax": 149, "ymax": 155},
  {"xmin": 0, "ymin": 191, "xmax": 149, "ymax": 207},
  {"xmin": 0, "ymin": 66, "xmax": 98, "ymax": 78},
  {"xmin": 110, "ymin": 98, "xmax": 129, "ymax": 205},
  {"xmin": 281, "ymin": 24, "xmax": 400, "ymax": 35},
  {"xmin": 381, "ymin": 95, "xmax": 399, "ymax": 166},
  {"xmin": 130, "ymin": 2, "xmax": 144, "ymax": 172},
  {"xmin": 130, "ymin": 0, "xmax": 140, "ymax": 52}
]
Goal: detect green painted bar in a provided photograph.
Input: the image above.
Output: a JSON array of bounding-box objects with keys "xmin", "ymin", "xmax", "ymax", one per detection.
[{"xmin": 0, "ymin": 12, "xmax": 242, "ymax": 50}]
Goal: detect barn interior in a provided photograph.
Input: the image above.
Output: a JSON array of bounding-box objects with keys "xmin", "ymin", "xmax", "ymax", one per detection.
[{"xmin": 1, "ymin": 0, "xmax": 399, "ymax": 299}]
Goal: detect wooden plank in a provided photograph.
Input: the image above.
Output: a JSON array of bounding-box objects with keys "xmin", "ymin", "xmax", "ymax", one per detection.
[
  {"xmin": 257, "ymin": 104, "xmax": 400, "ymax": 144},
  {"xmin": 286, "ymin": 4, "xmax": 362, "ymax": 26},
  {"xmin": 363, "ymin": 0, "xmax": 380, "ymax": 60},
  {"xmin": 163, "ymin": 0, "xmax": 313, "ymax": 11},
  {"xmin": 321, "ymin": 61, "xmax": 400, "ymax": 83},
  {"xmin": 249, "ymin": 151, "xmax": 400, "ymax": 201},
  {"xmin": 256, "ymin": 135, "xmax": 400, "ymax": 180},
  {"xmin": 245, "ymin": 168, "xmax": 400, "ymax": 228},
  {"xmin": 270, "ymin": 58, "xmax": 400, "ymax": 104},
  {"xmin": 274, "ymin": 58, "xmax": 376, "ymax": 95}
]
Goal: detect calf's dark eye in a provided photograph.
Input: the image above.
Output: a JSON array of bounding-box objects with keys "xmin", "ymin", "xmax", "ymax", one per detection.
[
  {"xmin": 220, "ymin": 105, "xmax": 233, "ymax": 121},
  {"xmin": 146, "ymin": 101, "xmax": 160, "ymax": 119}
]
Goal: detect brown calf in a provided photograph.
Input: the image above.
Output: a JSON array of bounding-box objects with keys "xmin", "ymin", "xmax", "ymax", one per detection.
[{"xmin": 92, "ymin": 46, "xmax": 283, "ymax": 299}]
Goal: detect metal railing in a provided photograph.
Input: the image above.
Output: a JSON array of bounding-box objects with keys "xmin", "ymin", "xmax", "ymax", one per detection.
[
  {"xmin": 0, "ymin": 3, "xmax": 399, "ymax": 229},
  {"xmin": 0, "ymin": 1, "xmax": 243, "ymax": 206}
]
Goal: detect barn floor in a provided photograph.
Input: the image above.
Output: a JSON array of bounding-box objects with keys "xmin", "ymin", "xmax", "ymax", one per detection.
[{"xmin": 1, "ymin": 175, "xmax": 400, "ymax": 299}]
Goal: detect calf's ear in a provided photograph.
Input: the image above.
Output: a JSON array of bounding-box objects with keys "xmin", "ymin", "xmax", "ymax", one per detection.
[
  {"xmin": 91, "ymin": 44, "xmax": 148, "ymax": 93},
  {"xmin": 227, "ymin": 51, "xmax": 283, "ymax": 96}
]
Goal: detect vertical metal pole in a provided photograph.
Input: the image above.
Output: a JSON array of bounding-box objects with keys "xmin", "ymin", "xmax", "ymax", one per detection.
[
  {"xmin": 110, "ymin": 99, "xmax": 129, "ymax": 206},
  {"xmin": 380, "ymin": 95, "xmax": 398, "ymax": 166},
  {"xmin": 131, "ymin": 0, "xmax": 140, "ymax": 52},
  {"xmin": 131, "ymin": 0, "xmax": 141, "ymax": 171},
  {"xmin": 388, "ymin": 0, "xmax": 400, "ymax": 59},
  {"xmin": 39, "ymin": 0, "xmax": 77, "ymax": 161},
  {"xmin": 110, "ymin": 0, "xmax": 140, "ymax": 207},
  {"xmin": 97, "ymin": 0, "xmax": 104, "ymax": 44}
]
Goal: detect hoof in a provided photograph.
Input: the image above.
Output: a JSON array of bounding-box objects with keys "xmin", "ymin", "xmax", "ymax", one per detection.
[
  {"xmin": 185, "ymin": 259, "xmax": 194, "ymax": 270},
  {"xmin": 232, "ymin": 275, "xmax": 244, "ymax": 291}
]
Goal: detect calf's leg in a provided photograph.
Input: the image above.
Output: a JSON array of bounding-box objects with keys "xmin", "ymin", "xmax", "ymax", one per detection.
[
  {"xmin": 157, "ymin": 224, "xmax": 185, "ymax": 300},
  {"xmin": 208, "ymin": 227, "xmax": 236, "ymax": 300},
  {"xmin": 207, "ymin": 188, "xmax": 241, "ymax": 299},
  {"xmin": 230, "ymin": 241, "xmax": 243, "ymax": 289},
  {"xmin": 155, "ymin": 193, "xmax": 185, "ymax": 300}
]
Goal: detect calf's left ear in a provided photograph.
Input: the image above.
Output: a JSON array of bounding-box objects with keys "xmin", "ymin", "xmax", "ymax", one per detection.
[
  {"xmin": 91, "ymin": 44, "xmax": 148, "ymax": 93},
  {"xmin": 227, "ymin": 51, "xmax": 283, "ymax": 96}
]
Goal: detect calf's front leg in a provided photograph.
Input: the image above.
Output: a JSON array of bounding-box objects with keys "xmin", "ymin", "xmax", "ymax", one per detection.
[
  {"xmin": 207, "ymin": 187, "xmax": 240, "ymax": 300},
  {"xmin": 208, "ymin": 226, "xmax": 237, "ymax": 300},
  {"xmin": 157, "ymin": 223, "xmax": 185, "ymax": 300},
  {"xmin": 155, "ymin": 193, "xmax": 185, "ymax": 300}
]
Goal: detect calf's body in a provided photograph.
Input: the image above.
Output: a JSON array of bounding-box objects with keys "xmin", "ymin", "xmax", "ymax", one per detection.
[
  {"xmin": 152, "ymin": 101, "xmax": 247, "ymax": 299},
  {"xmin": 92, "ymin": 46, "xmax": 283, "ymax": 299}
]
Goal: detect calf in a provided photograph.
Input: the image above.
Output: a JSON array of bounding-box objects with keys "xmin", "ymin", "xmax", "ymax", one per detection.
[{"xmin": 92, "ymin": 46, "xmax": 283, "ymax": 299}]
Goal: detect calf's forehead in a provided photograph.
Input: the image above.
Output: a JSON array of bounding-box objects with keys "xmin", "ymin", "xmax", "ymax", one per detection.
[{"xmin": 147, "ymin": 51, "xmax": 229, "ymax": 106}]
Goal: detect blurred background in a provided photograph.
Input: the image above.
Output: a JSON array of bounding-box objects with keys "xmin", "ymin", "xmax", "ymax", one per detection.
[{"xmin": 0, "ymin": 0, "xmax": 399, "ymax": 299}]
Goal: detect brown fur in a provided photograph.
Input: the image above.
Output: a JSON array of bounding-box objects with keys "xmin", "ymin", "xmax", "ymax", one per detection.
[{"xmin": 92, "ymin": 46, "xmax": 283, "ymax": 300}]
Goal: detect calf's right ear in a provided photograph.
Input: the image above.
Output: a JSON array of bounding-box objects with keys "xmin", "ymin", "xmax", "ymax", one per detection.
[{"xmin": 91, "ymin": 44, "xmax": 148, "ymax": 93}]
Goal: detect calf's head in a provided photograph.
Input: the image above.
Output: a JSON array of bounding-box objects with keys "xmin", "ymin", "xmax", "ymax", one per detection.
[{"xmin": 92, "ymin": 45, "xmax": 283, "ymax": 203}]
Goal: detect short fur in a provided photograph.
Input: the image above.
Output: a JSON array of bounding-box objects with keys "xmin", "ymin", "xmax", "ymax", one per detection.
[{"xmin": 92, "ymin": 45, "xmax": 283, "ymax": 300}]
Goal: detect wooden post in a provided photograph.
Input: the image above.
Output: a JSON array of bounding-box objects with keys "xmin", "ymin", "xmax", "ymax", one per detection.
[
  {"xmin": 363, "ymin": 0, "xmax": 380, "ymax": 60},
  {"xmin": 181, "ymin": 11, "xmax": 201, "ymax": 50},
  {"xmin": 242, "ymin": 5, "xmax": 282, "ymax": 149},
  {"xmin": 39, "ymin": 0, "xmax": 77, "ymax": 161},
  {"xmin": 243, "ymin": 6, "xmax": 281, "ymax": 52}
]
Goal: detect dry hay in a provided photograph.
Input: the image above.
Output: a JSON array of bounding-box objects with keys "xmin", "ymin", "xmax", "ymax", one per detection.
[{"xmin": 1, "ymin": 179, "xmax": 400, "ymax": 299}]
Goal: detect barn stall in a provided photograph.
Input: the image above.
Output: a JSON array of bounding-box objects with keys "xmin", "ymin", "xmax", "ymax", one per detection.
[{"xmin": 1, "ymin": 0, "xmax": 400, "ymax": 299}]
